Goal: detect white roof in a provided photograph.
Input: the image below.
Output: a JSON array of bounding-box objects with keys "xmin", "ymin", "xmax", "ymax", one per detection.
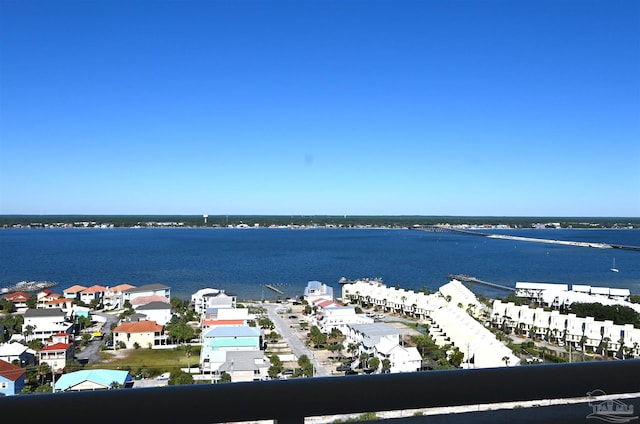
[{"xmin": 515, "ymin": 282, "xmax": 568, "ymax": 291}]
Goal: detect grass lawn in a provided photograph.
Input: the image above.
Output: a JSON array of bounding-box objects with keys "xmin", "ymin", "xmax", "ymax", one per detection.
[{"xmin": 87, "ymin": 346, "xmax": 201, "ymax": 374}]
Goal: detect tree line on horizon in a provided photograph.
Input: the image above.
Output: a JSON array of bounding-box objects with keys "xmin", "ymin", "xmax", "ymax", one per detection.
[{"xmin": 1, "ymin": 215, "xmax": 638, "ymax": 229}]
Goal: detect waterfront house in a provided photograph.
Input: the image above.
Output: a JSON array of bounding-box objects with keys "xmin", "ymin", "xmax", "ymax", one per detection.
[
  {"xmin": 113, "ymin": 320, "xmax": 166, "ymax": 349},
  {"xmin": 79, "ymin": 285, "xmax": 107, "ymax": 305},
  {"xmin": 62, "ymin": 285, "xmax": 87, "ymax": 300},
  {"xmin": 134, "ymin": 301, "xmax": 173, "ymax": 326},
  {"xmin": 121, "ymin": 284, "xmax": 171, "ymax": 308},
  {"xmin": 4, "ymin": 291, "xmax": 30, "ymax": 311},
  {"xmin": 103, "ymin": 284, "xmax": 135, "ymax": 310},
  {"xmin": 191, "ymin": 288, "xmax": 237, "ymax": 315},
  {"xmin": 304, "ymin": 280, "xmax": 334, "ymax": 303},
  {"xmin": 54, "ymin": 369, "xmax": 131, "ymax": 392},
  {"xmin": 0, "ymin": 359, "xmax": 26, "ymax": 396},
  {"xmin": 37, "ymin": 341, "xmax": 74, "ymax": 371},
  {"xmin": 23, "ymin": 308, "xmax": 74, "ymax": 343}
]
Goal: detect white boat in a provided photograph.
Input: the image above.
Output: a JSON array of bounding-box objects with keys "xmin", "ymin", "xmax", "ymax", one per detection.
[{"xmin": 610, "ymin": 258, "xmax": 619, "ymax": 273}]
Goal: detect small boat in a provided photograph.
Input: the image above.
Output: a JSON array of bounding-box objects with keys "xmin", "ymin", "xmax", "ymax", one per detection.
[{"xmin": 610, "ymin": 258, "xmax": 619, "ymax": 273}]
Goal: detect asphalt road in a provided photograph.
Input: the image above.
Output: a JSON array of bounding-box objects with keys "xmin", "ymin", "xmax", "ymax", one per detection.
[
  {"xmin": 261, "ymin": 302, "xmax": 330, "ymax": 377},
  {"xmin": 75, "ymin": 311, "xmax": 120, "ymax": 364}
]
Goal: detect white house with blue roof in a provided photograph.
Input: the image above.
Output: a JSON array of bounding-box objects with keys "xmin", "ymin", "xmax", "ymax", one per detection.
[
  {"xmin": 304, "ymin": 280, "xmax": 334, "ymax": 303},
  {"xmin": 54, "ymin": 369, "xmax": 131, "ymax": 392}
]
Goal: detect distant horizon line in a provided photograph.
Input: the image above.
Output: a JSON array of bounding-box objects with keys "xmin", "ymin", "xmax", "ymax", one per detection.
[{"xmin": 1, "ymin": 214, "xmax": 639, "ymax": 220}]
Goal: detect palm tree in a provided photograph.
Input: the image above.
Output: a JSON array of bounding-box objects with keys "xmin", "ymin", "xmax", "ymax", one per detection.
[
  {"xmin": 530, "ymin": 325, "xmax": 538, "ymax": 341},
  {"xmin": 502, "ymin": 356, "xmax": 510, "ymax": 367},
  {"xmin": 185, "ymin": 344, "xmax": 193, "ymax": 370},
  {"xmin": 24, "ymin": 324, "xmax": 35, "ymax": 342}
]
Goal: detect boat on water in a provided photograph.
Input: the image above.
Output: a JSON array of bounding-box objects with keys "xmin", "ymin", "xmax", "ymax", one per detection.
[
  {"xmin": 1, "ymin": 280, "xmax": 58, "ymax": 293},
  {"xmin": 611, "ymin": 258, "xmax": 619, "ymax": 273}
]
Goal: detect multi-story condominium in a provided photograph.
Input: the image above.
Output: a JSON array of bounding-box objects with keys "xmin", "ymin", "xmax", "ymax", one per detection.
[
  {"xmin": 491, "ymin": 300, "xmax": 640, "ymax": 357},
  {"xmin": 341, "ymin": 278, "xmax": 519, "ymax": 368}
]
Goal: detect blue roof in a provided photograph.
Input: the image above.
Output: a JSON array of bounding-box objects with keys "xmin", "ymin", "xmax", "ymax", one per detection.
[
  {"xmin": 203, "ymin": 326, "xmax": 260, "ymax": 338},
  {"xmin": 54, "ymin": 369, "xmax": 131, "ymax": 391}
]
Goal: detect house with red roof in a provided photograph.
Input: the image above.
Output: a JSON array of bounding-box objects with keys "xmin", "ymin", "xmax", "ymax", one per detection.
[
  {"xmin": 121, "ymin": 284, "xmax": 171, "ymax": 308},
  {"xmin": 0, "ymin": 359, "xmax": 26, "ymax": 396},
  {"xmin": 44, "ymin": 297, "xmax": 75, "ymax": 312},
  {"xmin": 4, "ymin": 291, "xmax": 31, "ymax": 311},
  {"xmin": 113, "ymin": 320, "xmax": 167, "ymax": 349},
  {"xmin": 62, "ymin": 285, "xmax": 87, "ymax": 300},
  {"xmin": 103, "ymin": 284, "xmax": 136, "ymax": 310},
  {"xmin": 37, "ymin": 291, "xmax": 61, "ymax": 307},
  {"xmin": 79, "ymin": 285, "xmax": 107, "ymax": 305},
  {"xmin": 37, "ymin": 341, "xmax": 74, "ymax": 372}
]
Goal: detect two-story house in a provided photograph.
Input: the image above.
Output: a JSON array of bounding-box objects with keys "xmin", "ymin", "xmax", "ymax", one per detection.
[
  {"xmin": 4, "ymin": 291, "xmax": 31, "ymax": 311},
  {"xmin": 134, "ymin": 301, "xmax": 173, "ymax": 326},
  {"xmin": 37, "ymin": 341, "xmax": 74, "ymax": 372},
  {"xmin": 121, "ymin": 284, "xmax": 171, "ymax": 308},
  {"xmin": 79, "ymin": 285, "xmax": 106, "ymax": 305},
  {"xmin": 113, "ymin": 321, "xmax": 166, "ymax": 349}
]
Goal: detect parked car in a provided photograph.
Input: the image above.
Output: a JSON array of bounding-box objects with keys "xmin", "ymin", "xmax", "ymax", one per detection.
[{"xmin": 336, "ymin": 363, "xmax": 351, "ymax": 372}]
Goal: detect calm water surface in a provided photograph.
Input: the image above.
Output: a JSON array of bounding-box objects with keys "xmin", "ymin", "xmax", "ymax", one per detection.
[{"xmin": 1, "ymin": 228, "xmax": 639, "ymax": 300}]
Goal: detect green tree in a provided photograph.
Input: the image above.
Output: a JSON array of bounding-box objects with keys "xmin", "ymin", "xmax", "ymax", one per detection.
[
  {"xmin": 368, "ymin": 357, "xmax": 380, "ymax": 372},
  {"xmin": 26, "ymin": 296, "xmax": 37, "ymax": 309},
  {"xmin": 268, "ymin": 354, "xmax": 283, "ymax": 379},
  {"xmin": 165, "ymin": 322, "xmax": 195, "ymax": 344},
  {"xmin": 309, "ymin": 326, "xmax": 327, "ymax": 348},
  {"xmin": 168, "ymin": 370, "xmax": 194, "ymax": 386},
  {"xmin": 219, "ymin": 372, "xmax": 232, "ymax": 383},
  {"xmin": 24, "ymin": 324, "xmax": 36, "ymax": 342},
  {"xmin": 297, "ymin": 354, "xmax": 313, "ymax": 377},
  {"xmin": 0, "ymin": 298, "xmax": 15, "ymax": 313}
]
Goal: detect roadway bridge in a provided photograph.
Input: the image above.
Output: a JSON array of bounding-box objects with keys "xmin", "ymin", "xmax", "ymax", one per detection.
[{"xmin": 412, "ymin": 226, "xmax": 640, "ymax": 251}]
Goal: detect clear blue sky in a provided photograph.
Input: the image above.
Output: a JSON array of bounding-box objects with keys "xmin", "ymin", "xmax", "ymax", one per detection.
[{"xmin": 1, "ymin": 0, "xmax": 638, "ymax": 217}]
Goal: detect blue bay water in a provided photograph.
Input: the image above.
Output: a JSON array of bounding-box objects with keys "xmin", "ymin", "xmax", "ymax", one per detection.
[{"xmin": 1, "ymin": 228, "xmax": 639, "ymax": 301}]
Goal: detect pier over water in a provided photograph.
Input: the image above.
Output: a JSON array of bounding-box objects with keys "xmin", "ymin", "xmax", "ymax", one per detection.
[{"xmin": 412, "ymin": 225, "xmax": 640, "ymax": 251}]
